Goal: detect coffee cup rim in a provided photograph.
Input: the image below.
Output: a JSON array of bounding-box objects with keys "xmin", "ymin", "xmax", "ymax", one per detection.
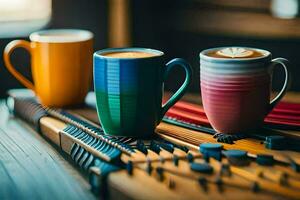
[
  {"xmin": 200, "ymin": 47, "xmax": 272, "ymax": 63},
  {"xmin": 94, "ymin": 47, "xmax": 164, "ymax": 60},
  {"xmin": 30, "ymin": 29, "xmax": 94, "ymax": 43}
]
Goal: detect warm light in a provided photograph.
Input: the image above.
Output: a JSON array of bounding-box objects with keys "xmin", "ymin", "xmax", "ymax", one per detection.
[{"xmin": 0, "ymin": 0, "xmax": 52, "ymax": 38}]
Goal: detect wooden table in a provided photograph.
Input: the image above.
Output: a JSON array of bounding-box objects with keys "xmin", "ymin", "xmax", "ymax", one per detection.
[{"xmin": 0, "ymin": 100, "xmax": 96, "ymax": 200}]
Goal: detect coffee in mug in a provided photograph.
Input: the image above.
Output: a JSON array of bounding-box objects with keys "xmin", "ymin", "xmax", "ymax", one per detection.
[
  {"xmin": 4, "ymin": 29, "xmax": 93, "ymax": 107},
  {"xmin": 102, "ymin": 51, "xmax": 156, "ymax": 58},
  {"xmin": 200, "ymin": 47, "xmax": 291, "ymax": 134},
  {"xmin": 94, "ymin": 47, "xmax": 192, "ymax": 137}
]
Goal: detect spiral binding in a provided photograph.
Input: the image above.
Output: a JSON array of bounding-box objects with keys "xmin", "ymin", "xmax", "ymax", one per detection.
[
  {"xmin": 70, "ymin": 143, "xmax": 95, "ymax": 170},
  {"xmin": 13, "ymin": 98, "xmax": 47, "ymax": 131},
  {"xmin": 46, "ymin": 108, "xmax": 136, "ymax": 155},
  {"xmin": 65, "ymin": 125, "xmax": 122, "ymax": 163},
  {"xmin": 163, "ymin": 116, "xmax": 248, "ymax": 144}
]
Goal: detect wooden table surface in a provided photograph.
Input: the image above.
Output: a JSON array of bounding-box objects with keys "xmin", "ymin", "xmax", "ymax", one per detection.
[{"xmin": 0, "ymin": 100, "xmax": 96, "ymax": 200}]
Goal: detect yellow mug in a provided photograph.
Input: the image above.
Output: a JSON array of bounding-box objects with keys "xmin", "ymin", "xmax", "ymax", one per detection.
[{"xmin": 3, "ymin": 29, "xmax": 93, "ymax": 107}]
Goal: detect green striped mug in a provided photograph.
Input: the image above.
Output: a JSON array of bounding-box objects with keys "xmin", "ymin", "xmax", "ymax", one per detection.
[{"xmin": 93, "ymin": 48, "xmax": 192, "ymax": 137}]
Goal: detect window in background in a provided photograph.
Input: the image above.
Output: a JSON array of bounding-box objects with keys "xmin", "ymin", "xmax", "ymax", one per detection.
[{"xmin": 0, "ymin": 0, "xmax": 51, "ymax": 38}]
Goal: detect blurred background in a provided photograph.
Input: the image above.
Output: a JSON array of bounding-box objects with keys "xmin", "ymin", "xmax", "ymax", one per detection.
[{"xmin": 0, "ymin": 0, "xmax": 300, "ymax": 98}]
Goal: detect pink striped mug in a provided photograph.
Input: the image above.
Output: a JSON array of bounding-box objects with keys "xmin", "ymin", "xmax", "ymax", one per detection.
[{"xmin": 200, "ymin": 47, "xmax": 291, "ymax": 134}]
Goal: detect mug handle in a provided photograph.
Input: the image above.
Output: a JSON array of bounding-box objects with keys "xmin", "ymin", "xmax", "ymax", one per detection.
[
  {"xmin": 3, "ymin": 40, "xmax": 35, "ymax": 91},
  {"xmin": 160, "ymin": 58, "xmax": 192, "ymax": 120},
  {"xmin": 267, "ymin": 58, "xmax": 292, "ymax": 113}
]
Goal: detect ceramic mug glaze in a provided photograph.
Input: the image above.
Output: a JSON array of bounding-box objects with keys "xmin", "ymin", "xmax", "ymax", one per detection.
[
  {"xmin": 3, "ymin": 29, "xmax": 93, "ymax": 107},
  {"xmin": 200, "ymin": 47, "xmax": 291, "ymax": 134},
  {"xmin": 94, "ymin": 47, "xmax": 192, "ymax": 137}
]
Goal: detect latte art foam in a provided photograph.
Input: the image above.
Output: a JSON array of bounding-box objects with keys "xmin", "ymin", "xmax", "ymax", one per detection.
[
  {"xmin": 205, "ymin": 47, "xmax": 265, "ymax": 59},
  {"xmin": 216, "ymin": 47, "xmax": 254, "ymax": 58}
]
